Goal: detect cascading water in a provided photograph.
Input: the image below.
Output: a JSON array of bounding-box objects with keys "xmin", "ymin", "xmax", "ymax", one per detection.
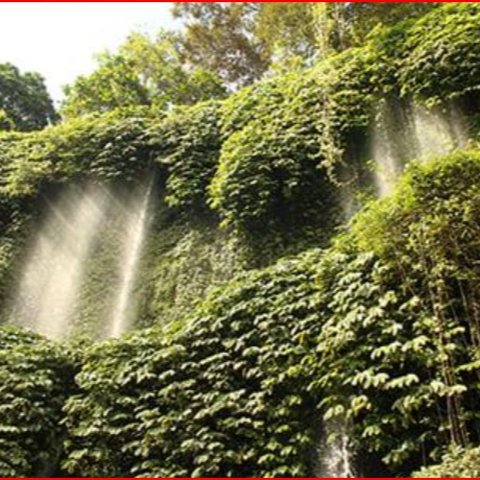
[
  {"xmin": 10, "ymin": 184, "xmax": 109, "ymax": 339},
  {"xmin": 9, "ymin": 178, "xmax": 155, "ymax": 340},
  {"xmin": 411, "ymin": 104, "xmax": 468, "ymax": 161},
  {"xmin": 340, "ymin": 184, "xmax": 359, "ymax": 222},
  {"xmin": 108, "ymin": 179, "xmax": 154, "ymax": 338},
  {"xmin": 372, "ymin": 100, "xmax": 469, "ymax": 197},
  {"xmin": 315, "ymin": 419, "xmax": 354, "ymax": 478},
  {"xmin": 371, "ymin": 100, "xmax": 407, "ymax": 197}
]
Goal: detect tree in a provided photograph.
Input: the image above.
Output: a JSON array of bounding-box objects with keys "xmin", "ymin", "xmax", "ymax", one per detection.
[
  {"xmin": 172, "ymin": 3, "xmax": 268, "ymax": 87},
  {"xmin": 62, "ymin": 30, "xmax": 226, "ymax": 118},
  {"xmin": 321, "ymin": 3, "xmax": 440, "ymax": 51},
  {"xmin": 255, "ymin": 3, "xmax": 317, "ymax": 63},
  {"xmin": 173, "ymin": 3, "xmax": 440, "ymax": 85},
  {"xmin": 0, "ymin": 63, "xmax": 56, "ymax": 131}
]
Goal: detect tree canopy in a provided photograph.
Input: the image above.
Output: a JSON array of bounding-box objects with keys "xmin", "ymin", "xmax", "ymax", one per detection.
[
  {"xmin": 172, "ymin": 3, "xmax": 440, "ymax": 85},
  {"xmin": 61, "ymin": 31, "xmax": 227, "ymax": 118},
  {"xmin": 61, "ymin": 3, "xmax": 440, "ymax": 117},
  {"xmin": 0, "ymin": 63, "xmax": 56, "ymax": 131}
]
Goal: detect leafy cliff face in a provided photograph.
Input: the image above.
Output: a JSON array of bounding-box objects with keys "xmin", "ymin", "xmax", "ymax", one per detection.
[
  {"xmin": 0, "ymin": 4, "xmax": 478, "ymax": 270},
  {"xmin": 63, "ymin": 250, "xmax": 325, "ymax": 477},
  {"xmin": 0, "ymin": 327, "xmax": 75, "ymax": 477},
  {"xmin": 61, "ymin": 150, "xmax": 480, "ymax": 477},
  {"xmin": 136, "ymin": 212, "xmax": 241, "ymax": 329},
  {"xmin": 1, "ymin": 3, "xmax": 480, "ymax": 477}
]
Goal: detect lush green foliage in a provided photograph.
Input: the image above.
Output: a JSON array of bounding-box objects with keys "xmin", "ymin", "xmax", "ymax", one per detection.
[
  {"xmin": 0, "ymin": 63, "xmax": 57, "ymax": 132},
  {"xmin": 339, "ymin": 151, "xmax": 480, "ymax": 473},
  {"xmin": 211, "ymin": 72, "xmax": 337, "ymax": 233},
  {"xmin": 0, "ymin": 108, "xmax": 153, "ymax": 198},
  {"xmin": 63, "ymin": 249, "xmax": 325, "ymax": 477},
  {"xmin": 0, "ymin": 3, "xmax": 478, "ymax": 228},
  {"xmin": 1, "ymin": 5, "xmax": 480, "ymax": 478},
  {"xmin": 61, "ymin": 148, "xmax": 480, "ymax": 477},
  {"xmin": 413, "ymin": 446, "xmax": 480, "ymax": 478},
  {"xmin": 399, "ymin": 4, "xmax": 480, "ymax": 105},
  {"xmin": 209, "ymin": 48, "xmax": 372, "ymax": 255},
  {"xmin": 137, "ymin": 210, "xmax": 241, "ymax": 328},
  {"xmin": 205, "ymin": 2, "xmax": 480, "ymax": 249},
  {"xmin": 0, "ymin": 1, "xmax": 477, "ymax": 318},
  {"xmin": 0, "ymin": 326, "xmax": 75, "ymax": 477},
  {"xmin": 149, "ymin": 101, "xmax": 222, "ymax": 211}
]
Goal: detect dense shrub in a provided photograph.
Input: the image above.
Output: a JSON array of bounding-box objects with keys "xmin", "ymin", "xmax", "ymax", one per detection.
[
  {"xmin": 413, "ymin": 447, "xmax": 480, "ymax": 478},
  {"xmin": 209, "ymin": 49, "xmax": 373, "ymax": 242},
  {"xmin": 0, "ymin": 326, "xmax": 75, "ymax": 477},
  {"xmin": 63, "ymin": 249, "xmax": 325, "ymax": 477},
  {"xmin": 0, "ymin": 108, "xmax": 153, "ymax": 198},
  {"xmin": 398, "ymin": 4, "xmax": 480, "ymax": 105},
  {"xmin": 137, "ymin": 210, "xmax": 241, "ymax": 327},
  {"xmin": 211, "ymin": 95, "xmax": 337, "ymax": 233},
  {"xmin": 342, "ymin": 150, "xmax": 480, "ymax": 472},
  {"xmin": 312, "ymin": 250, "xmax": 475, "ymax": 476},
  {"xmin": 149, "ymin": 101, "xmax": 222, "ymax": 211},
  {"xmin": 219, "ymin": 75, "xmax": 291, "ymax": 139}
]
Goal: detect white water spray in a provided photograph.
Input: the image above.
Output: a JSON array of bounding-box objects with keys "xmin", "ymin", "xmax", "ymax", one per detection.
[
  {"xmin": 109, "ymin": 180, "xmax": 154, "ymax": 338},
  {"xmin": 372, "ymin": 100, "xmax": 469, "ymax": 197},
  {"xmin": 11, "ymin": 184, "xmax": 108, "ymax": 339},
  {"xmin": 340, "ymin": 184, "xmax": 359, "ymax": 222},
  {"xmin": 315, "ymin": 419, "xmax": 354, "ymax": 478},
  {"xmin": 371, "ymin": 100, "xmax": 405, "ymax": 197},
  {"xmin": 411, "ymin": 104, "xmax": 468, "ymax": 161}
]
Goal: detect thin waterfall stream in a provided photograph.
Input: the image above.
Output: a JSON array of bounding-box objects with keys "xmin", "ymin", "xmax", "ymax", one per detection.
[
  {"xmin": 10, "ymin": 184, "xmax": 109, "ymax": 339},
  {"xmin": 371, "ymin": 100, "xmax": 404, "ymax": 197},
  {"xmin": 109, "ymin": 179, "xmax": 154, "ymax": 338},
  {"xmin": 315, "ymin": 419, "xmax": 354, "ymax": 478},
  {"xmin": 9, "ymin": 179, "xmax": 155, "ymax": 340},
  {"xmin": 372, "ymin": 100, "xmax": 468, "ymax": 197}
]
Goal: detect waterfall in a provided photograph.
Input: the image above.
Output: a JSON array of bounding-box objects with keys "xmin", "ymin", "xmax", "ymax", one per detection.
[
  {"xmin": 372, "ymin": 134, "xmax": 400, "ymax": 198},
  {"xmin": 9, "ymin": 179, "xmax": 155, "ymax": 341},
  {"xmin": 10, "ymin": 184, "xmax": 108, "ymax": 339},
  {"xmin": 315, "ymin": 419, "xmax": 354, "ymax": 478},
  {"xmin": 340, "ymin": 184, "xmax": 359, "ymax": 222},
  {"xmin": 371, "ymin": 100, "xmax": 405, "ymax": 197},
  {"xmin": 372, "ymin": 100, "xmax": 469, "ymax": 197},
  {"xmin": 108, "ymin": 180, "xmax": 154, "ymax": 338},
  {"xmin": 411, "ymin": 104, "xmax": 468, "ymax": 161}
]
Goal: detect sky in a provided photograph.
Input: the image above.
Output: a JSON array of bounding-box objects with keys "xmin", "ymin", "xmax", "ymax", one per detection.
[{"xmin": 0, "ymin": 2, "xmax": 179, "ymax": 104}]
